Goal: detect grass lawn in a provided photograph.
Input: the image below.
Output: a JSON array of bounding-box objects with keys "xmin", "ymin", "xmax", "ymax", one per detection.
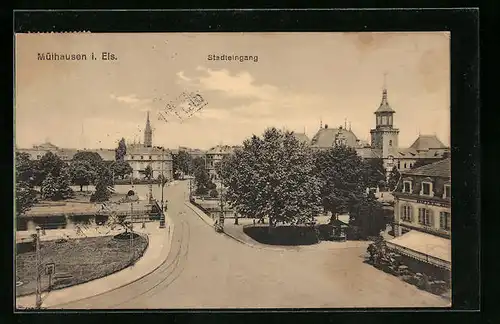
[{"xmin": 15, "ymin": 234, "xmax": 148, "ymax": 297}]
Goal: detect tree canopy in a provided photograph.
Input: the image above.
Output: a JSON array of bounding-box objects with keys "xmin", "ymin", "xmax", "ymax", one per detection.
[
  {"xmin": 15, "ymin": 153, "xmax": 38, "ymax": 216},
  {"xmin": 348, "ymin": 192, "xmax": 387, "ymax": 239},
  {"xmin": 69, "ymin": 159, "xmax": 95, "ymax": 191},
  {"xmin": 41, "ymin": 165, "xmax": 74, "ymax": 201},
  {"xmin": 314, "ymin": 145, "xmax": 368, "ymax": 216},
  {"xmin": 219, "ymin": 128, "xmax": 322, "ymax": 229},
  {"xmin": 387, "ymin": 166, "xmax": 400, "ymax": 191},
  {"xmin": 115, "ymin": 138, "xmax": 127, "ymax": 162},
  {"xmin": 173, "ymin": 150, "xmax": 193, "ymax": 177}
]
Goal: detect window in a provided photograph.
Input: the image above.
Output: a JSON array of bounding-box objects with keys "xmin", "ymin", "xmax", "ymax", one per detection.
[
  {"xmin": 444, "ymin": 185, "xmax": 451, "ymax": 198},
  {"xmin": 382, "ymin": 116, "xmax": 387, "ymax": 125},
  {"xmin": 389, "ymin": 140, "xmax": 393, "ymax": 146},
  {"xmin": 401, "ymin": 205, "xmax": 413, "ymax": 222},
  {"xmin": 377, "ymin": 116, "xmax": 381, "ymax": 125},
  {"xmin": 421, "ymin": 182, "xmax": 432, "ymax": 196},
  {"xmin": 440, "ymin": 212, "xmax": 451, "ymax": 230},
  {"xmin": 141, "ymin": 156, "xmax": 144, "ymax": 160},
  {"xmin": 403, "ymin": 181, "xmax": 412, "ymax": 193},
  {"xmin": 149, "ymin": 155, "xmax": 152, "ymax": 160},
  {"xmin": 404, "ymin": 163, "xmax": 407, "ymax": 169},
  {"xmin": 418, "ymin": 208, "xmax": 433, "ymax": 226},
  {"xmin": 397, "ymin": 161, "xmax": 401, "ymax": 169}
]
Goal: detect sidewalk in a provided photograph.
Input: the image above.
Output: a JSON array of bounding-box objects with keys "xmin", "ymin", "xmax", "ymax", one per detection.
[
  {"xmin": 186, "ymin": 201, "xmax": 371, "ymax": 252},
  {"xmin": 16, "ymin": 214, "xmax": 175, "ymax": 309}
]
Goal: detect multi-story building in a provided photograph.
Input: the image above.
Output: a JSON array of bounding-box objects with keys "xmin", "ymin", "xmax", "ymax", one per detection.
[
  {"xmin": 310, "ymin": 86, "xmax": 450, "ymax": 176},
  {"xmin": 205, "ymin": 145, "xmax": 241, "ymax": 181},
  {"xmin": 388, "ymin": 158, "xmax": 451, "ymax": 271},
  {"xmin": 124, "ymin": 112, "xmax": 173, "ymax": 180}
]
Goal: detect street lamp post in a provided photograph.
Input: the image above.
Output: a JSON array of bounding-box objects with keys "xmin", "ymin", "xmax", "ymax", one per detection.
[
  {"xmin": 35, "ymin": 226, "xmax": 42, "ymax": 309},
  {"xmin": 159, "ymin": 148, "xmax": 166, "ymax": 228}
]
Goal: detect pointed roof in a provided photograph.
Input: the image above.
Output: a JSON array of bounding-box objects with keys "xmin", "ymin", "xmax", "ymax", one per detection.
[
  {"xmin": 145, "ymin": 111, "xmax": 152, "ymax": 131},
  {"xmin": 409, "ymin": 134, "xmax": 446, "ymax": 151},
  {"xmin": 375, "ymin": 89, "xmax": 395, "ymax": 113}
]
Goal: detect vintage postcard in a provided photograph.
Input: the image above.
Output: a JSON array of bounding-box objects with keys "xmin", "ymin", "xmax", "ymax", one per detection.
[{"xmin": 15, "ymin": 32, "xmax": 451, "ymax": 309}]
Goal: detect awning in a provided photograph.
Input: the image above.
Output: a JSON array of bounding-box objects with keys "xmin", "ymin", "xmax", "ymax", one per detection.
[{"xmin": 386, "ymin": 230, "xmax": 451, "ymax": 270}]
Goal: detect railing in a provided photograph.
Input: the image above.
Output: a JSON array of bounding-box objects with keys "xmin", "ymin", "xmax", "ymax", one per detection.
[{"xmin": 386, "ymin": 241, "xmax": 451, "ymax": 271}]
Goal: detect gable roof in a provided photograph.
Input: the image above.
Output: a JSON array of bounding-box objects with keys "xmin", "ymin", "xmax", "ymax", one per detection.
[
  {"xmin": 402, "ymin": 158, "xmax": 451, "ymax": 178},
  {"xmin": 409, "ymin": 135, "xmax": 447, "ymax": 151}
]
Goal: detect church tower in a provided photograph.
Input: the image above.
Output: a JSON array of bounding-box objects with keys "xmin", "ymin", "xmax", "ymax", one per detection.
[
  {"xmin": 370, "ymin": 87, "xmax": 400, "ymax": 158},
  {"xmin": 144, "ymin": 111, "xmax": 153, "ymax": 148}
]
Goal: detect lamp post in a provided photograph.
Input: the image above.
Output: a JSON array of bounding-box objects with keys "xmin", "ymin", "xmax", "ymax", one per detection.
[
  {"xmin": 35, "ymin": 226, "xmax": 42, "ymax": 309},
  {"xmin": 159, "ymin": 148, "xmax": 166, "ymax": 228}
]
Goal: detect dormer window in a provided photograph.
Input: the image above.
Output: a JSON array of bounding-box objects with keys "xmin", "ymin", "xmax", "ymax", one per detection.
[
  {"xmin": 444, "ymin": 184, "xmax": 451, "ymax": 199},
  {"xmin": 403, "ymin": 180, "xmax": 412, "ymax": 193},
  {"xmin": 421, "ymin": 181, "xmax": 434, "ymax": 197}
]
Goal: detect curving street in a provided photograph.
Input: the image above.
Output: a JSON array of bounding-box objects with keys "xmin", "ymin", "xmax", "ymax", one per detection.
[{"xmin": 54, "ymin": 181, "xmax": 449, "ymax": 309}]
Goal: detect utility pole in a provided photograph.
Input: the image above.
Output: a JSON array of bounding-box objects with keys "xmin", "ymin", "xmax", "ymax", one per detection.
[
  {"xmin": 35, "ymin": 226, "xmax": 42, "ymax": 309},
  {"xmin": 159, "ymin": 147, "xmax": 166, "ymax": 228},
  {"xmin": 130, "ymin": 202, "xmax": 134, "ymax": 256}
]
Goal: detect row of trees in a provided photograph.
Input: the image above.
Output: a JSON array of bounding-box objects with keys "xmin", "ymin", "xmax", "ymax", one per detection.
[
  {"xmin": 15, "ymin": 138, "xmax": 135, "ymax": 216},
  {"xmin": 216, "ymin": 128, "xmax": 392, "ymax": 238}
]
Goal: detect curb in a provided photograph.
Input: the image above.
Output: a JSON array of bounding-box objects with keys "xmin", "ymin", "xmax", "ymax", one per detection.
[
  {"xmin": 17, "ymin": 214, "xmax": 175, "ymax": 309},
  {"xmin": 184, "ymin": 201, "xmax": 292, "ymax": 252}
]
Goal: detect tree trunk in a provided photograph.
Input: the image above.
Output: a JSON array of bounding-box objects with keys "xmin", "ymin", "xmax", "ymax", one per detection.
[
  {"xmin": 268, "ymin": 217, "xmax": 273, "ymax": 235},
  {"xmin": 234, "ymin": 213, "xmax": 239, "ymax": 225}
]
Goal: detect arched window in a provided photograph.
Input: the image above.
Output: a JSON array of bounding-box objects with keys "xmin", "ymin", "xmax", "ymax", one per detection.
[
  {"xmin": 404, "ymin": 162, "xmax": 407, "ymax": 169},
  {"xmin": 389, "ymin": 140, "xmax": 393, "ymax": 146},
  {"xmin": 401, "ymin": 205, "xmax": 413, "ymax": 222}
]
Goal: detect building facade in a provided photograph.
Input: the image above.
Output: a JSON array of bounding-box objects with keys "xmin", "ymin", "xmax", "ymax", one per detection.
[
  {"xmin": 392, "ymin": 158, "xmax": 451, "ymax": 239},
  {"xmin": 310, "ymin": 86, "xmax": 450, "ymax": 176},
  {"xmin": 387, "ymin": 158, "xmax": 451, "ymax": 272},
  {"xmin": 124, "ymin": 112, "xmax": 173, "ymax": 181},
  {"xmin": 205, "ymin": 145, "xmax": 241, "ymax": 180}
]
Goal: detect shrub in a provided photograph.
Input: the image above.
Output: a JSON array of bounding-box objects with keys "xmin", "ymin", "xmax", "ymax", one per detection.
[
  {"xmin": 243, "ymin": 225, "xmax": 319, "ymax": 246},
  {"xmin": 209, "ymin": 189, "xmax": 219, "ymax": 198}
]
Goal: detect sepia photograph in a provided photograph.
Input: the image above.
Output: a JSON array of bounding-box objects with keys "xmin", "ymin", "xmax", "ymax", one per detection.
[{"xmin": 15, "ymin": 32, "xmax": 451, "ymax": 309}]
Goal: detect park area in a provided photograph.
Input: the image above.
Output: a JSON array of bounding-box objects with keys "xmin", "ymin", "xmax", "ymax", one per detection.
[{"xmin": 16, "ymin": 234, "xmax": 148, "ymax": 297}]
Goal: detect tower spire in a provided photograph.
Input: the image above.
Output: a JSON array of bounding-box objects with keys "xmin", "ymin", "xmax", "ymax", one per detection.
[{"xmin": 144, "ymin": 111, "xmax": 153, "ymax": 147}]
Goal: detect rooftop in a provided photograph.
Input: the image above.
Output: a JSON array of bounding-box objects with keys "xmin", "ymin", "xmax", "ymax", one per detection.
[
  {"xmin": 375, "ymin": 89, "xmax": 395, "ymax": 113},
  {"xmin": 402, "ymin": 158, "xmax": 451, "ymax": 178},
  {"xmin": 310, "ymin": 126, "xmax": 359, "ymax": 148},
  {"xmin": 409, "ymin": 134, "xmax": 447, "ymax": 151}
]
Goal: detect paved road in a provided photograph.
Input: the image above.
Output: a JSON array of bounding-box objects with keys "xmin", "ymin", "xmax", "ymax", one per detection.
[{"xmin": 54, "ymin": 181, "xmax": 450, "ymax": 309}]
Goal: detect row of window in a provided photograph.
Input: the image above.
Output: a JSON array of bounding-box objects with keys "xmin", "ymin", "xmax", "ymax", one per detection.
[
  {"xmin": 402, "ymin": 181, "xmax": 451, "ymax": 198},
  {"xmin": 397, "ymin": 161, "xmax": 413, "ymax": 169},
  {"xmin": 400, "ymin": 205, "xmax": 451, "ymax": 230}
]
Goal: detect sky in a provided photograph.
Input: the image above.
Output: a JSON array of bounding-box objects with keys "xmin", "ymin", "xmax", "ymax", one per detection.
[{"xmin": 15, "ymin": 32, "xmax": 450, "ymax": 150}]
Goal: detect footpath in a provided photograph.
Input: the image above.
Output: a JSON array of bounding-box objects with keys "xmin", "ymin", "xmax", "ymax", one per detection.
[
  {"xmin": 16, "ymin": 213, "xmax": 175, "ymax": 309},
  {"xmin": 185, "ymin": 201, "xmax": 370, "ymax": 252}
]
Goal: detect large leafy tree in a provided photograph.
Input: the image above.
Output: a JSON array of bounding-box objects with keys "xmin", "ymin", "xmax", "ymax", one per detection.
[
  {"xmin": 314, "ymin": 145, "xmax": 367, "ymax": 218},
  {"xmin": 173, "ymin": 150, "xmax": 193, "ymax": 176},
  {"xmin": 142, "ymin": 164, "xmax": 153, "ymax": 180},
  {"xmin": 69, "ymin": 160, "xmax": 94, "ymax": 191},
  {"xmin": 72, "ymin": 151, "xmax": 104, "ymax": 184},
  {"xmin": 194, "ymin": 165, "xmax": 211, "ymax": 195},
  {"xmin": 91, "ymin": 164, "xmax": 114, "ymax": 202},
  {"xmin": 111, "ymin": 160, "xmax": 133, "ymax": 180},
  {"xmin": 364, "ymin": 158, "xmax": 387, "ymax": 190},
  {"xmin": 32, "ymin": 152, "xmax": 67, "ymax": 192},
  {"xmin": 349, "ymin": 192, "xmax": 387, "ymax": 239},
  {"xmin": 41, "ymin": 165, "xmax": 74, "ymax": 201},
  {"xmin": 15, "ymin": 153, "xmax": 38, "ymax": 216},
  {"xmin": 220, "ymin": 128, "xmax": 322, "ymax": 233}
]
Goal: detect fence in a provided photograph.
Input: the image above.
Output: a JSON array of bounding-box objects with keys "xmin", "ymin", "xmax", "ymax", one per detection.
[{"xmin": 385, "ymin": 241, "xmax": 451, "ymax": 271}]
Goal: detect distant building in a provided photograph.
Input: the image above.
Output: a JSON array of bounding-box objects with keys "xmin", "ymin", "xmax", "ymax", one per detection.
[
  {"xmin": 309, "ymin": 87, "xmax": 450, "ymax": 176},
  {"xmin": 16, "ymin": 111, "xmax": 174, "ymax": 181},
  {"xmin": 388, "ymin": 158, "xmax": 451, "ymax": 271},
  {"xmin": 124, "ymin": 112, "xmax": 173, "ymax": 180},
  {"xmin": 205, "ymin": 145, "xmax": 240, "ymax": 180}
]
